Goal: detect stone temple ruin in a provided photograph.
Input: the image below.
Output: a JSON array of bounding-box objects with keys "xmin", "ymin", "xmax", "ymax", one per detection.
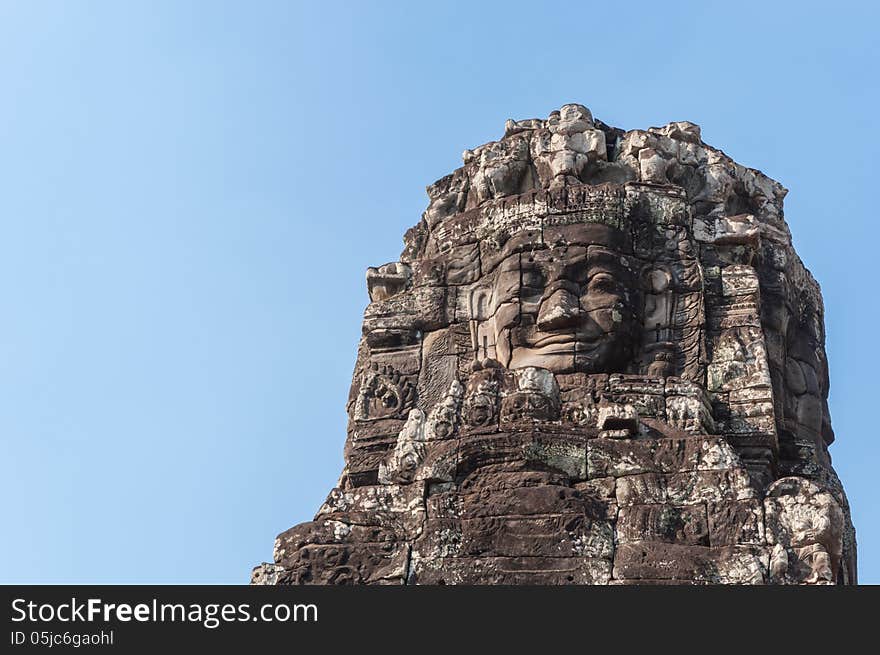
[{"xmin": 253, "ymin": 104, "xmax": 856, "ymax": 585}]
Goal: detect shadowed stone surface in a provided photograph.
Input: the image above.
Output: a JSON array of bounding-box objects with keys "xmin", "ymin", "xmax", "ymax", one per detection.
[{"xmin": 254, "ymin": 104, "xmax": 856, "ymax": 585}]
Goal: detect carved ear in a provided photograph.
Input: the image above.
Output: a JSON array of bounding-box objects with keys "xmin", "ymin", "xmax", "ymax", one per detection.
[
  {"xmin": 644, "ymin": 267, "xmax": 672, "ymax": 293},
  {"xmin": 469, "ymin": 287, "xmax": 493, "ymax": 321}
]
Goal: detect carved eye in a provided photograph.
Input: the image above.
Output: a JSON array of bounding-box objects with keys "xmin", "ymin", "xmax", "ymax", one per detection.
[
  {"xmin": 521, "ymin": 269, "xmax": 545, "ymax": 306},
  {"xmin": 588, "ymin": 272, "xmax": 618, "ymax": 291},
  {"xmin": 522, "ymin": 269, "xmax": 544, "ymax": 288}
]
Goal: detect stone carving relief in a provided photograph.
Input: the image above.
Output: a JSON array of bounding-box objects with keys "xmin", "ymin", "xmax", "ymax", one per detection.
[
  {"xmin": 424, "ymin": 380, "xmax": 463, "ymax": 441},
  {"xmin": 536, "ymin": 104, "xmax": 608, "ymax": 188},
  {"xmin": 666, "ymin": 394, "xmax": 712, "ymax": 434},
  {"xmin": 377, "ymin": 409, "xmax": 426, "ymax": 484},
  {"xmin": 642, "ymin": 266, "xmax": 676, "ymax": 377},
  {"xmin": 378, "ymin": 380, "xmax": 463, "ymax": 484},
  {"xmin": 765, "ymin": 478, "xmax": 845, "ymax": 585},
  {"xmin": 464, "ymin": 137, "xmax": 531, "ymax": 203},
  {"xmin": 597, "ymin": 401, "xmax": 638, "ymax": 438},
  {"xmin": 499, "ymin": 367, "xmax": 560, "ymax": 423},
  {"xmin": 468, "ymin": 227, "xmax": 638, "ymax": 375},
  {"xmin": 353, "ymin": 363, "xmax": 416, "ymax": 422},
  {"xmin": 255, "ymin": 103, "xmax": 856, "ymax": 586},
  {"xmin": 462, "ymin": 369, "xmax": 501, "ymax": 428}
]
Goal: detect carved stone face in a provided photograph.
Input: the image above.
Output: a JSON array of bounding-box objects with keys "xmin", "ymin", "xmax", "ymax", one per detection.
[
  {"xmin": 261, "ymin": 106, "xmax": 857, "ymax": 588},
  {"xmin": 471, "ymin": 228, "xmax": 635, "ymax": 374},
  {"xmin": 462, "ymin": 370, "xmax": 500, "ymax": 427}
]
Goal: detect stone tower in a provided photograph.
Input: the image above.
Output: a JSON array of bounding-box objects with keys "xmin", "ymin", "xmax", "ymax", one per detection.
[{"xmin": 253, "ymin": 104, "xmax": 856, "ymax": 585}]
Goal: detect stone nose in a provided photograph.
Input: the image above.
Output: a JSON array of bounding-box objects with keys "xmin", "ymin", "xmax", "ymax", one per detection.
[{"xmin": 536, "ymin": 288, "xmax": 580, "ymax": 331}]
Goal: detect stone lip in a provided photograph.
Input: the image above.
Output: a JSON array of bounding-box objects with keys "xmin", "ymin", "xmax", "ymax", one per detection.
[{"xmin": 254, "ymin": 104, "xmax": 856, "ymax": 585}]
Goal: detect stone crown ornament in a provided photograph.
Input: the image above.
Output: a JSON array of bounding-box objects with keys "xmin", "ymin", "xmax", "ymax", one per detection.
[{"xmin": 252, "ymin": 104, "xmax": 856, "ymax": 585}]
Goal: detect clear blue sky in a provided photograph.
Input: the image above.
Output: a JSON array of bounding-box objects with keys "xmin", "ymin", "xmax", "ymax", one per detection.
[{"xmin": 0, "ymin": 1, "xmax": 877, "ymax": 584}]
